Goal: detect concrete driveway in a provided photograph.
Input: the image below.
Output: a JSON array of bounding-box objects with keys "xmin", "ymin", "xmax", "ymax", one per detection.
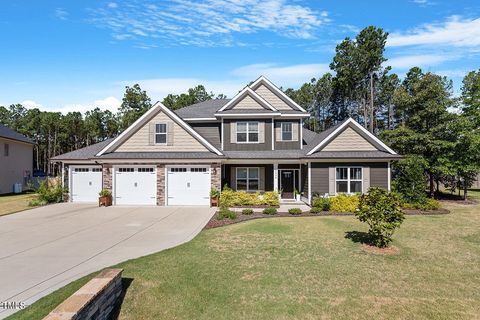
[{"xmin": 0, "ymin": 203, "xmax": 215, "ymax": 318}]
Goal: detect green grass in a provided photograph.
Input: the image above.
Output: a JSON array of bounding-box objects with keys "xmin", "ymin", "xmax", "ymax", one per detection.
[
  {"xmin": 0, "ymin": 193, "xmax": 38, "ymax": 216},
  {"xmin": 10, "ymin": 191, "xmax": 480, "ymax": 320}
]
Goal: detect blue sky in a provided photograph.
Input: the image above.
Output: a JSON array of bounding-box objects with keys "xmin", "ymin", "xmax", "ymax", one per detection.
[{"xmin": 1, "ymin": 0, "xmax": 479, "ymax": 113}]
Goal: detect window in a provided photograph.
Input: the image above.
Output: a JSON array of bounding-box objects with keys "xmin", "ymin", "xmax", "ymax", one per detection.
[
  {"xmin": 236, "ymin": 167, "xmax": 259, "ymax": 191},
  {"xmin": 74, "ymin": 168, "xmax": 89, "ymax": 172},
  {"xmin": 236, "ymin": 122, "xmax": 259, "ymax": 143},
  {"xmin": 91, "ymin": 168, "xmax": 102, "ymax": 172},
  {"xmin": 170, "ymin": 167, "xmax": 187, "ymax": 172},
  {"xmin": 4, "ymin": 143, "xmax": 9, "ymax": 157},
  {"xmin": 155, "ymin": 123, "xmax": 167, "ymax": 144},
  {"xmin": 281, "ymin": 122, "xmax": 293, "ymax": 141},
  {"xmin": 118, "ymin": 168, "xmax": 134, "ymax": 173},
  {"xmin": 138, "ymin": 168, "xmax": 154, "ymax": 173},
  {"xmin": 191, "ymin": 168, "xmax": 207, "ymax": 173},
  {"xmin": 336, "ymin": 167, "xmax": 362, "ymax": 194}
]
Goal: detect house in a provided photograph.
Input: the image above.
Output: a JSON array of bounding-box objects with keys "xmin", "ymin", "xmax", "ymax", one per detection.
[
  {"xmin": 0, "ymin": 124, "xmax": 34, "ymax": 194},
  {"xmin": 51, "ymin": 76, "xmax": 401, "ymax": 206}
]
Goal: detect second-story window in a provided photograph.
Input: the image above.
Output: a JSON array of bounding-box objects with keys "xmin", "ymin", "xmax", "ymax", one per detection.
[
  {"xmin": 281, "ymin": 122, "xmax": 293, "ymax": 141},
  {"xmin": 155, "ymin": 123, "xmax": 167, "ymax": 144},
  {"xmin": 237, "ymin": 122, "xmax": 258, "ymax": 143}
]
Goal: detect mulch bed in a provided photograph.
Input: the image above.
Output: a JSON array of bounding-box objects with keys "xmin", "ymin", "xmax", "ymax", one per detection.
[{"xmin": 204, "ymin": 207, "xmax": 451, "ymax": 229}]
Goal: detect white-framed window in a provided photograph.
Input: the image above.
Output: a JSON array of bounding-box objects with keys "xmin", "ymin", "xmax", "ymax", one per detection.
[
  {"xmin": 336, "ymin": 167, "xmax": 362, "ymax": 194},
  {"xmin": 236, "ymin": 122, "xmax": 259, "ymax": 143},
  {"xmin": 155, "ymin": 123, "xmax": 167, "ymax": 144},
  {"xmin": 281, "ymin": 122, "xmax": 293, "ymax": 141},
  {"xmin": 236, "ymin": 167, "xmax": 259, "ymax": 191}
]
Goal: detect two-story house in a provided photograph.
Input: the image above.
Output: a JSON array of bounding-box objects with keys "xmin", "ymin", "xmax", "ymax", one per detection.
[{"xmin": 52, "ymin": 76, "xmax": 401, "ymax": 206}]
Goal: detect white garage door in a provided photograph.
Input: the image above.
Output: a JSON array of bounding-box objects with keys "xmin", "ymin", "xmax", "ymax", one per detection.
[
  {"xmin": 114, "ymin": 166, "xmax": 156, "ymax": 205},
  {"xmin": 167, "ymin": 166, "xmax": 210, "ymax": 206},
  {"xmin": 71, "ymin": 166, "xmax": 102, "ymax": 202}
]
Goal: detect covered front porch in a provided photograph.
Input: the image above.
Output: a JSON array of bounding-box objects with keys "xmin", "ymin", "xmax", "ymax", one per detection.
[{"xmin": 221, "ymin": 161, "xmax": 308, "ymax": 203}]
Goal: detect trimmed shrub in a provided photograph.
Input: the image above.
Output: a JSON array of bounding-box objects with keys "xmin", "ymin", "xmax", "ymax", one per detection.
[
  {"xmin": 330, "ymin": 194, "xmax": 360, "ymax": 213},
  {"xmin": 242, "ymin": 208, "xmax": 254, "ymax": 215},
  {"xmin": 403, "ymin": 198, "xmax": 440, "ymax": 210},
  {"xmin": 262, "ymin": 191, "xmax": 280, "ymax": 206},
  {"xmin": 312, "ymin": 197, "xmax": 330, "ymax": 211},
  {"xmin": 356, "ymin": 187, "xmax": 405, "ymax": 248},
  {"xmin": 262, "ymin": 207, "xmax": 277, "ymax": 215},
  {"xmin": 216, "ymin": 208, "xmax": 237, "ymax": 220},
  {"xmin": 219, "ymin": 189, "xmax": 279, "ymax": 207},
  {"xmin": 288, "ymin": 208, "xmax": 302, "ymax": 215},
  {"xmin": 310, "ymin": 207, "xmax": 323, "ymax": 214}
]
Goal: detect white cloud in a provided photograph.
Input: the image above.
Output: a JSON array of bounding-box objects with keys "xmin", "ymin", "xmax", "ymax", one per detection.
[
  {"xmin": 388, "ymin": 16, "xmax": 480, "ymax": 47},
  {"xmin": 20, "ymin": 97, "xmax": 121, "ymax": 115},
  {"xmin": 21, "ymin": 100, "xmax": 46, "ymax": 110},
  {"xmin": 54, "ymin": 8, "xmax": 69, "ymax": 20},
  {"xmin": 387, "ymin": 54, "xmax": 451, "ymax": 69},
  {"xmin": 90, "ymin": 0, "xmax": 328, "ymax": 47}
]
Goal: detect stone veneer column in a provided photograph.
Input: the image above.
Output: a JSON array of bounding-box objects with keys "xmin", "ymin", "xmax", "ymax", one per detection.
[
  {"xmin": 211, "ymin": 163, "xmax": 221, "ymax": 190},
  {"xmin": 102, "ymin": 164, "xmax": 112, "ymax": 192},
  {"xmin": 157, "ymin": 164, "xmax": 165, "ymax": 206}
]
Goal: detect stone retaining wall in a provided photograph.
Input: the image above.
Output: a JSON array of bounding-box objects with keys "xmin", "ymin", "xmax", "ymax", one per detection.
[{"xmin": 43, "ymin": 268, "xmax": 123, "ymax": 320}]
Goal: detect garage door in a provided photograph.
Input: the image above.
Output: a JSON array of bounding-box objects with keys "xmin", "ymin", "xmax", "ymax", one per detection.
[
  {"xmin": 167, "ymin": 166, "xmax": 210, "ymax": 206},
  {"xmin": 114, "ymin": 167, "xmax": 156, "ymax": 205},
  {"xmin": 71, "ymin": 166, "xmax": 102, "ymax": 202}
]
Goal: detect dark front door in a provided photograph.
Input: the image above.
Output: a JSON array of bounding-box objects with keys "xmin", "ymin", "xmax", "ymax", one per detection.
[{"xmin": 281, "ymin": 170, "xmax": 294, "ymax": 199}]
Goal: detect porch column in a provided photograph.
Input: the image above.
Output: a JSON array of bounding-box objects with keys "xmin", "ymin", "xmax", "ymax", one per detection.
[
  {"xmin": 273, "ymin": 163, "xmax": 278, "ymax": 192},
  {"xmin": 308, "ymin": 162, "xmax": 312, "ymax": 204}
]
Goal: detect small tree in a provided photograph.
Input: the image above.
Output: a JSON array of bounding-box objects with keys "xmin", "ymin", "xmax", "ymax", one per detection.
[
  {"xmin": 392, "ymin": 156, "xmax": 427, "ymax": 205},
  {"xmin": 356, "ymin": 187, "xmax": 405, "ymax": 248}
]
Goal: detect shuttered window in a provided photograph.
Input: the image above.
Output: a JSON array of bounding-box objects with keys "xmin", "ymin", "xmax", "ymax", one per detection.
[
  {"xmin": 236, "ymin": 167, "xmax": 259, "ymax": 191},
  {"xmin": 155, "ymin": 123, "xmax": 167, "ymax": 144},
  {"xmin": 236, "ymin": 122, "xmax": 259, "ymax": 143},
  {"xmin": 336, "ymin": 167, "xmax": 362, "ymax": 194}
]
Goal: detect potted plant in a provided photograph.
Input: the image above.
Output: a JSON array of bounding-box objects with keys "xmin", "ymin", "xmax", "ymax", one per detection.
[
  {"xmin": 294, "ymin": 189, "xmax": 301, "ymax": 201},
  {"xmin": 210, "ymin": 187, "xmax": 220, "ymax": 207},
  {"xmin": 98, "ymin": 189, "xmax": 112, "ymax": 207}
]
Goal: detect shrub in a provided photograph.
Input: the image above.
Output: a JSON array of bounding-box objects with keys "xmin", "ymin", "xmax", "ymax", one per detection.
[
  {"xmin": 392, "ymin": 156, "xmax": 428, "ymax": 205},
  {"xmin": 219, "ymin": 189, "xmax": 279, "ymax": 207},
  {"xmin": 356, "ymin": 187, "xmax": 405, "ymax": 248},
  {"xmin": 28, "ymin": 199, "xmax": 47, "ymax": 207},
  {"xmin": 216, "ymin": 208, "xmax": 237, "ymax": 220},
  {"xmin": 402, "ymin": 198, "xmax": 440, "ymax": 210},
  {"xmin": 262, "ymin": 191, "xmax": 280, "ymax": 206},
  {"xmin": 310, "ymin": 207, "xmax": 323, "ymax": 214},
  {"xmin": 330, "ymin": 194, "xmax": 360, "ymax": 213},
  {"xmin": 242, "ymin": 208, "xmax": 254, "ymax": 215},
  {"xmin": 312, "ymin": 197, "xmax": 330, "ymax": 211},
  {"xmin": 288, "ymin": 208, "xmax": 302, "ymax": 215},
  {"xmin": 262, "ymin": 207, "xmax": 277, "ymax": 215},
  {"xmin": 36, "ymin": 181, "xmax": 65, "ymax": 204},
  {"xmin": 99, "ymin": 189, "xmax": 111, "ymax": 197},
  {"xmin": 210, "ymin": 187, "xmax": 220, "ymax": 198}
]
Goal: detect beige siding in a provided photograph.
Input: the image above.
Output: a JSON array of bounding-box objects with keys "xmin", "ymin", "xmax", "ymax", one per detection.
[
  {"xmin": 0, "ymin": 138, "xmax": 33, "ymax": 194},
  {"xmin": 230, "ymin": 94, "xmax": 266, "ymax": 110},
  {"xmin": 322, "ymin": 127, "xmax": 377, "ymax": 151},
  {"xmin": 254, "ymin": 84, "xmax": 293, "ymax": 110},
  {"xmin": 115, "ymin": 110, "xmax": 208, "ymax": 152}
]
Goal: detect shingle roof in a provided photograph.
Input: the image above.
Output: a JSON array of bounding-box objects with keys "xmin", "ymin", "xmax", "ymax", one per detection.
[
  {"xmin": 0, "ymin": 124, "xmax": 33, "ymax": 144},
  {"xmin": 223, "ymin": 150, "xmax": 304, "ymax": 159},
  {"xmin": 97, "ymin": 152, "xmax": 224, "ymax": 159},
  {"xmin": 306, "ymin": 151, "xmax": 402, "ymax": 159},
  {"xmin": 51, "ymin": 138, "xmax": 114, "ymax": 160},
  {"xmin": 174, "ymin": 99, "xmax": 230, "ymax": 118},
  {"xmin": 215, "ymin": 109, "xmax": 279, "ymax": 114}
]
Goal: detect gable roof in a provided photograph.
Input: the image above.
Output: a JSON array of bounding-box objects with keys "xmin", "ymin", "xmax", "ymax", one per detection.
[
  {"xmin": 0, "ymin": 124, "xmax": 34, "ymax": 144},
  {"xmin": 51, "ymin": 138, "xmax": 114, "ymax": 160},
  {"xmin": 175, "ymin": 99, "xmax": 229, "ymax": 119},
  {"xmin": 96, "ymin": 102, "xmax": 223, "ymax": 156},
  {"xmin": 306, "ymin": 118, "xmax": 397, "ymax": 155},
  {"xmin": 250, "ymin": 76, "xmax": 307, "ymax": 113},
  {"xmin": 217, "ymin": 87, "xmax": 278, "ymax": 112}
]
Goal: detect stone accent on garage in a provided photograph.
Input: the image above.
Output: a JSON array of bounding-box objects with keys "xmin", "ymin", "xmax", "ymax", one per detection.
[
  {"xmin": 157, "ymin": 164, "xmax": 165, "ymax": 206},
  {"xmin": 211, "ymin": 163, "xmax": 221, "ymax": 190},
  {"xmin": 102, "ymin": 164, "xmax": 112, "ymax": 192}
]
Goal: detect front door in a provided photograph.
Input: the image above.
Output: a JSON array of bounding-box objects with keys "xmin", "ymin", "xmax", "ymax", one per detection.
[{"xmin": 280, "ymin": 170, "xmax": 294, "ymax": 199}]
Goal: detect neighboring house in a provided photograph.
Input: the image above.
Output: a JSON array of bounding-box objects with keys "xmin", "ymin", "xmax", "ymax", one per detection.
[
  {"xmin": 0, "ymin": 124, "xmax": 34, "ymax": 194},
  {"xmin": 52, "ymin": 76, "xmax": 401, "ymax": 206}
]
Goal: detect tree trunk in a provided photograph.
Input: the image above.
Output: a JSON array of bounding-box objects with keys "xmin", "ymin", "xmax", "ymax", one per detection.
[
  {"xmin": 464, "ymin": 185, "xmax": 468, "ymax": 201},
  {"xmin": 429, "ymin": 172, "xmax": 434, "ymax": 198},
  {"xmin": 369, "ymin": 73, "xmax": 374, "ymax": 133},
  {"xmin": 362, "ymin": 98, "xmax": 368, "ymax": 129}
]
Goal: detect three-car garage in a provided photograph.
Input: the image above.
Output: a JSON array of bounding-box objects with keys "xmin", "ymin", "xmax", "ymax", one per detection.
[{"xmin": 69, "ymin": 165, "xmax": 211, "ymax": 206}]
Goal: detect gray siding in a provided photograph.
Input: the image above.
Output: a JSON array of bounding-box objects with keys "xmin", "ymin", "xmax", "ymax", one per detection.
[
  {"xmin": 223, "ymin": 119, "xmax": 272, "ymax": 151},
  {"xmin": 222, "ymin": 164, "xmax": 274, "ymax": 191},
  {"xmin": 310, "ymin": 162, "xmax": 389, "ymax": 197},
  {"xmin": 301, "ymin": 164, "xmax": 308, "ymax": 195},
  {"xmin": 274, "ymin": 120, "xmax": 301, "ymax": 150},
  {"xmin": 190, "ymin": 123, "xmax": 221, "ymax": 149}
]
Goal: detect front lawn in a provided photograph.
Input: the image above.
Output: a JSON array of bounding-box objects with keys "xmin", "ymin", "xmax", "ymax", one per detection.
[
  {"xmin": 10, "ymin": 191, "xmax": 480, "ymax": 319},
  {"xmin": 0, "ymin": 193, "xmax": 38, "ymax": 216}
]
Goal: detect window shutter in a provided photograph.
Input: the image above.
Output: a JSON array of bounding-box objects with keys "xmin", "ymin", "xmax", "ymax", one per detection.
[
  {"xmin": 292, "ymin": 122, "xmax": 299, "ymax": 141},
  {"xmin": 167, "ymin": 122, "xmax": 174, "ymax": 145},
  {"xmin": 259, "ymin": 167, "xmax": 265, "ymax": 191},
  {"xmin": 328, "ymin": 167, "xmax": 335, "ymax": 196},
  {"xmin": 275, "ymin": 122, "xmax": 281, "ymax": 141},
  {"xmin": 230, "ymin": 168, "xmax": 237, "ymax": 190},
  {"xmin": 362, "ymin": 167, "xmax": 370, "ymax": 193},
  {"xmin": 258, "ymin": 122, "xmax": 265, "ymax": 143},
  {"xmin": 230, "ymin": 122, "xmax": 236, "ymax": 143},
  {"xmin": 149, "ymin": 123, "xmax": 155, "ymax": 145}
]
